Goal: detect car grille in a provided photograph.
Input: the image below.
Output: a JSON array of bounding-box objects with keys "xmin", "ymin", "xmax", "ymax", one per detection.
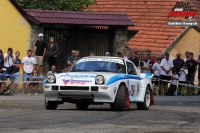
[{"xmin": 60, "ymin": 86, "xmax": 89, "ymax": 91}]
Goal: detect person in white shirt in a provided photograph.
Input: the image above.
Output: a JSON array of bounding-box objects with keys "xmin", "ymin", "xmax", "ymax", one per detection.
[
  {"xmin": 151, "ymin": 57, "xmax": 162, "ymax": 95},
  {"xmin": 169, "ymin": 70, "xmax": 179, "ymax": 96},
  {"xmin": 140, "ymin": 54, "xmax": 152, "ymax": 73},
  {"xmin": 21, "ymin": 50, "xmax": 36, "ymax": 94},
  {"xmin": 184, "ymin": 51, "xmax": 190, "ymax": 63},
  {"xmin": 160, "ymin": 53, "xmax": 174, "ymax": 95},
  {"xmin": 1, "ymin": 48, "xmax": 16, "ymax": 93},
  {"xmin": 47, "ymin": 65, "xmax": 57, "ymax": 76},
  {"xmin": 178, "ymin": 64, "xmax": 188, "ymax": 96}
]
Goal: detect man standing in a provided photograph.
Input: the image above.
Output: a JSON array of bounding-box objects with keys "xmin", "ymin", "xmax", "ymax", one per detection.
[
  {"xmin": 173, "ymin": 53, "xmax": 184, "ymax": 73},
  {"xmin": 132, "ymin": 50, "xmax": 139, "ymax": 68},
  {"xmin": 105, "ymin": 52, "xmax": 110, "ymax": 56},
  {"xmin": 160, "ymin": 53, "xmax": 174, "ymax": 95},
  {"xmin": 2, "ymin": 48, "xmax": 16, "ymax": 91},
  {"xmin": 71, "ymin": 50, "xmax": 81, "ymax": 67},
  {"xmin": 186, "ymin": 52, "xmax": 197, "ymax": 95},
  {"xmin": 13, "ymin": 51, "xmax": 21, "ymax": 94},
  {"xmin": 90, "ymin": 51, "xmax": 96, "ymax": 56},
  {"xmin": 116, "ymin": 52, "xmax": 123, "ymax": 57},
  {"xmin": 159, "ymin": 52, "xmax": 165, "ymax": 60},
  {"xmin": 125, "ymin": 50, "xmax": 132, "ymax": 60},
  {"xmin": 21, "ymin": 50, "xmax": 36, "ymax": 94},
  {"xmin": 66, "ymin": 50, "xmax": 75, "ymax": 69},
  {"xmin": 184, "ymin": 51, "xmax": 190, "ymax": 63},
  {"xmin": 0, "ymin": 49, "xmax": 4, "ymax": 95},
  {"xmin": 34, "ymin": 33, "xmax": 46, "ymax": 76},
  {"xmin": 146, "ymin": 49, "xmax": 155, "ymax": 65},
  {"xmin": 140, "ymin": 54, "xmax": 152, "ymax": 73}
]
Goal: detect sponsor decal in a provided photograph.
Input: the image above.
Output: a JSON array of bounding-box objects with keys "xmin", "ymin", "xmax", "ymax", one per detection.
[
  {"xmin": 79, "ymin": 58, "xmax": 124, "ymax": 65},
  {"xmin": 113, "ymin": 87, "xmax": 117, "ymax": 94},
  {"xmin": 127, "ymin": 80, "xmax": 130, "ymax": 87},
  {"xmin": 137, "ymin": 84, "xmax": 140, "ymax": 95},
  {"xmin": 62, "ymin": 79, "xmax": 92, "ymax": 85},
  {"xmin": 129, "ymin": 84, "xmax": 135, "ymax": 96},
  {"xmin": 60, "ymin": 74, "xmax": 96, "ymax": 78},
  {"xmin": 167, "ymin": 1, "xmax": 198, "ymax": 26}
]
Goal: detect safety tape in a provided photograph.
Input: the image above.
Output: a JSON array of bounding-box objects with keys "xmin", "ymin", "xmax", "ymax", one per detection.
[
  {"xmin": 152, "ymin": 78, "xmax": 200, "ymax": 89},
  {"xmin": 0, "ymin": 74, "xmax": 47, "ymax": 78}
]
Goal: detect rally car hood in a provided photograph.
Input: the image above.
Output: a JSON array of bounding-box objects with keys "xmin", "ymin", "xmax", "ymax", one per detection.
[{"xmin": 54, "ymin": 72, "xmax": 117, "ymax": 86}]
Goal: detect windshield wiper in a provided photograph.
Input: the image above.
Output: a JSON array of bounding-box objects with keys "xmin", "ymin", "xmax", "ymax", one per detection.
[{"xmin": 71, "ymin": 69, "xmax": 89, "ymax": 72}]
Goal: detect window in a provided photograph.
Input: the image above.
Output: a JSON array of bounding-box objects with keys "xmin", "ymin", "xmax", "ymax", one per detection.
[{"xmin": 126, "ymin": 62, "xmax": 137, "ymax": 75}]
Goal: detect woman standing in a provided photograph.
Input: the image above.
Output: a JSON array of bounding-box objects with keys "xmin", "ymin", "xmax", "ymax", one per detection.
[{"xmin": 46, "ymin": 37, "xmax": 58, "ymax": 70}]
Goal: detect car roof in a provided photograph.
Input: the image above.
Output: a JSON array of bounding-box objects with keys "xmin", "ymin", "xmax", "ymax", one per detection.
[{"xmin": 82, "ymin": 56, "xmax": 125, "ymax": 60}]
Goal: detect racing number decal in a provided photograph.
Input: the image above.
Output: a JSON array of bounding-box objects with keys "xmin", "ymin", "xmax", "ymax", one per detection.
[{"xmin": 129, "ymin": 84, "xmax": 135, "ymax": 96}]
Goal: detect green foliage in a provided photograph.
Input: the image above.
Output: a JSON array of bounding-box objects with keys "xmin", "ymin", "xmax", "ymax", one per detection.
[{"xmin": 16, "ymin": 0, "xmax": 95, "ymax": 11}]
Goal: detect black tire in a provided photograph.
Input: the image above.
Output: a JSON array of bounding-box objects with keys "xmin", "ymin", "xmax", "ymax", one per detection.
[
  {"xmin": 110, "ymin": 85, "xmax": 126, "ymax": 111},
  {"xmin": 45, "ymin": 100, "xmax": 58, "ymax": 110},
  {"xmin": 137, "ymin": 86, "xmax": 150, "ymax": 110},
  {"xmin": 76, "ymin": 103, "xmax": 89, "ymax": 110}
]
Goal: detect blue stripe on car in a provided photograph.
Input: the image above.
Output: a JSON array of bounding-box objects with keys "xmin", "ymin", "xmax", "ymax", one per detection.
[{"xmin": 106, "ymin": 74, "xmax": 143, "ymax": 86}]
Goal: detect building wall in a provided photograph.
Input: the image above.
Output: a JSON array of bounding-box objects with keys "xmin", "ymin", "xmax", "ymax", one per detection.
[
  {"xmin": 170, "ymin": 28, "xmax": 200, "ymax": 60},
  {"xmin": 0, "ymin": 0, "xmax": 31, "ymax": 60}
]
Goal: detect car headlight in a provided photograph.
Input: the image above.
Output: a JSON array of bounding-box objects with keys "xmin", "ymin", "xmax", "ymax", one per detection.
[
  {"xmin": 47, "ymin": 74, "xmax": 56, "ymax": 83},
  {"xmin": 95, "ymin": 75, "xmax": 104, "ymax": 85}
]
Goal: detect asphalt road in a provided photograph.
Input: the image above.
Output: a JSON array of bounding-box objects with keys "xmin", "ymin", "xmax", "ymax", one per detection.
[{"xmin": 0, "ymin": 94, "xmax": 200, "ymax": 133}]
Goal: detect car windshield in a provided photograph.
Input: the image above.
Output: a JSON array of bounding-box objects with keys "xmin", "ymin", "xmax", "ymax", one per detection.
[{"xmin": 71, "ymin": 60, "xmax": 126, "ymax": 73}]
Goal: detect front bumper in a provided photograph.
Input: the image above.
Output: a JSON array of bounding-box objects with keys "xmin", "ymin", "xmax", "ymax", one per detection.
[{"xmin": 43, "ymin": 85, "xmax": 116, "ymax": 103}]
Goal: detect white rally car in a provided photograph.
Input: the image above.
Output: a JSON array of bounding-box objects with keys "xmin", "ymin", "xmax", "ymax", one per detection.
[{"xmin": 43, "ymin": 56, "xmax": 154, "ymax": 111}]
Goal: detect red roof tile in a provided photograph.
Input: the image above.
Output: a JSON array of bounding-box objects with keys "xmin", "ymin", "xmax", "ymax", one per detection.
[
  {"xmin": 86, "ymin": 0, "xmax": 199, "ymax": 57},
  {"xmin": 24, "ymin": 9, "xmax": 133, "ymax": 26}
]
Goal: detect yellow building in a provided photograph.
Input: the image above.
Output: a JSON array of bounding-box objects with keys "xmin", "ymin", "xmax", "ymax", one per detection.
[{"xmin": 0, "ymin": 0, "xmax": 32, "ymax": 59}]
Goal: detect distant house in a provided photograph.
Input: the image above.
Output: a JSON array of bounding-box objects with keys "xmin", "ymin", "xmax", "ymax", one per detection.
[{"xmin": 86, "ymin": 0, "xmax": 200, "ymax": 59}]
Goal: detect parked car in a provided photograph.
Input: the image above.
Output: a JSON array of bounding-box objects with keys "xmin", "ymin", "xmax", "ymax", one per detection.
[{"xmin": 43, "ymin": 56, "xmax": 153, "ymax": 111}]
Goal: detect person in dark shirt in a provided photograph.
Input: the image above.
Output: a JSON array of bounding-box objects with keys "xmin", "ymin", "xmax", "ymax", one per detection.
[
  {"xmin": 132, "ymin": 50, "xmax": 139, "ymax": 68},
  {"xmin": 34, "ymin": 33, "xmax": 46, "ymax": 75},
  {"xmin": 173, "ymin": 53, "xmax": 184, "ymax": 73},
  {"xmin": 146, "ymin": 49, "xmax": 155, "ymax": 65},
  {"xmin": 46, "ymin": 37, "xmax": 58, "ymax": 70},
  {"xmin": 197, "ymin": 54, "xmax": 200, "ymax": 95},
  {"xmin": 71, "ymin": 50, "xmax": 81, "ymax": 68},
  {"xmin": 186, "ymin": 52, "xmax": 197, "ymax": 95},
  {"xmin": 13, "ymin": 51, "xmax": 21, "ymax": 94},
  {"xmin": 116, "ymin": 52, "xmax": 123, "ymax": 57},
  {"xmin": 0, "ymin": 49, "xmax": 4, "ymax": 95}
]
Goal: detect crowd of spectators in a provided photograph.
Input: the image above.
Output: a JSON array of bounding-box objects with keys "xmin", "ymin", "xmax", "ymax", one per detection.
[{"xmin": 0, "ymin": 33, "xmax": 200, "ymax": 96}]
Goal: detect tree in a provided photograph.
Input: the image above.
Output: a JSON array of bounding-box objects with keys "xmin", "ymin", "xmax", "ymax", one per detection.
[{"xmin": 16, "ymin": 0, "xmax": 96, "ymax": 11}]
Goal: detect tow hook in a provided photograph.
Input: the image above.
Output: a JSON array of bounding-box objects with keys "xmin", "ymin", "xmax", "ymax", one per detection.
[{"xmin": 57, "ymin": 93, "xmax": 61, "ymax": 101}]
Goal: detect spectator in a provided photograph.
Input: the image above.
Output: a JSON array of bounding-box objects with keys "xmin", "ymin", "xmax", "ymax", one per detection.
[
  {"xmin": 13, "ymin": 51, "xmax": 21, "ymax": 94},
  {"xmin": 146, "ymin": 49, "xmax": 155, "ymax": 65},
  {"xmin": 186, "ymin": 52, "xmax": 197, "ymax": 95},
  {"xmin": 169, "ymin": 69, "xmax": 179, "ymax": 96},
  {"xmin": 62, "ymin": 67, "xmax": 68, "ymax": 73},
  {"xmin": 140, "ymin": 54, "xmax": 152, "ymax": 73},
  {"xmin": 28, "ymin": 69, "xmax": 39, "ymax": 96},
  {"xmin": 34, "ymin": 33, "xmax": 46, "ymax": 76},
  {"xmin": 71, "ymin": 50, "xmax": 81, "ymax": 67},
  {"xmin": 173, "ymin": 53, "xmax": 184, "ymax": 73},
  {"xmin": 160, "ymin": 52, "xmax": 165, "ymax": 60},
  {"xmin": 124, "ymin": 50, "xmax": 131, "ymax": 60},
  {"xmin": 106, "ymin": 52, "xmax": 110, "ymax": 56},
  {"xmin": 46, "ymin": 37, "xmax": 58, "ymax": 70},
  {"xmin": 184, "ymin": 51, "xmax": 190, "ymax": 63},
  {"xmin": 2, "ymin": 48, "xmax": 16, "ymax": 92},
  {"xmin": 47, "ymin": 65, "xmax": 57, "ymax": 76},
  {"xmin": 132, "ymin": 50, "xmax": 139, "ymax": 68},
  {"xmin": 21, "ymin": 50, "xmax": 36, "ymax": 94},
  {"xmin": 90, "ymin": 51, "xmax": 96, "ymax": 56},
  {"xmin": 0, "ymin": 49, "xmax": 4, "ymax": 95},
  {"xmin": 197, "ymin": 54, "xmax": 200, "ymax": 95},
  {"xmin": 66, "ymin": 50, "xmax": 75, "ymax": 68},
  {"xmin": 152, "ymin": 57, "xmax": 162, "ymax": 95},
  {"xmin": 160, "ymin": 53, "xmax": 174, "ymax": 95},
  {"xmin": 116, "ymin": 52, "xmax": 122, "ymax": 57},
  {"xmin": 178, "ymin": 64, "xmax": 188, "ymax": 96}
]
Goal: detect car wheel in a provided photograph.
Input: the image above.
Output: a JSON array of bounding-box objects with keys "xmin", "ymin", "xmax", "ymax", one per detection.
[
  {"xmin": 137, "ymin": 86, "xmax": 150, "ymax": 110},
  {"xmin": 110, "ymin": 85, "xmax": 126, "ymax": 111},
  {"xmin": 76, "ymin": 103, "xmax": 89, "ymax": 110},
  {"xmin": 45, "ymin": 99, "xmax": 57, "ymax": 110}
]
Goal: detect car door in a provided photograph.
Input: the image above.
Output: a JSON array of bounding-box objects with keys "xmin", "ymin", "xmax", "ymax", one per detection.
[{"xmin": 126, "ymin": 61, "xmax": 139, "ymax": 98}]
